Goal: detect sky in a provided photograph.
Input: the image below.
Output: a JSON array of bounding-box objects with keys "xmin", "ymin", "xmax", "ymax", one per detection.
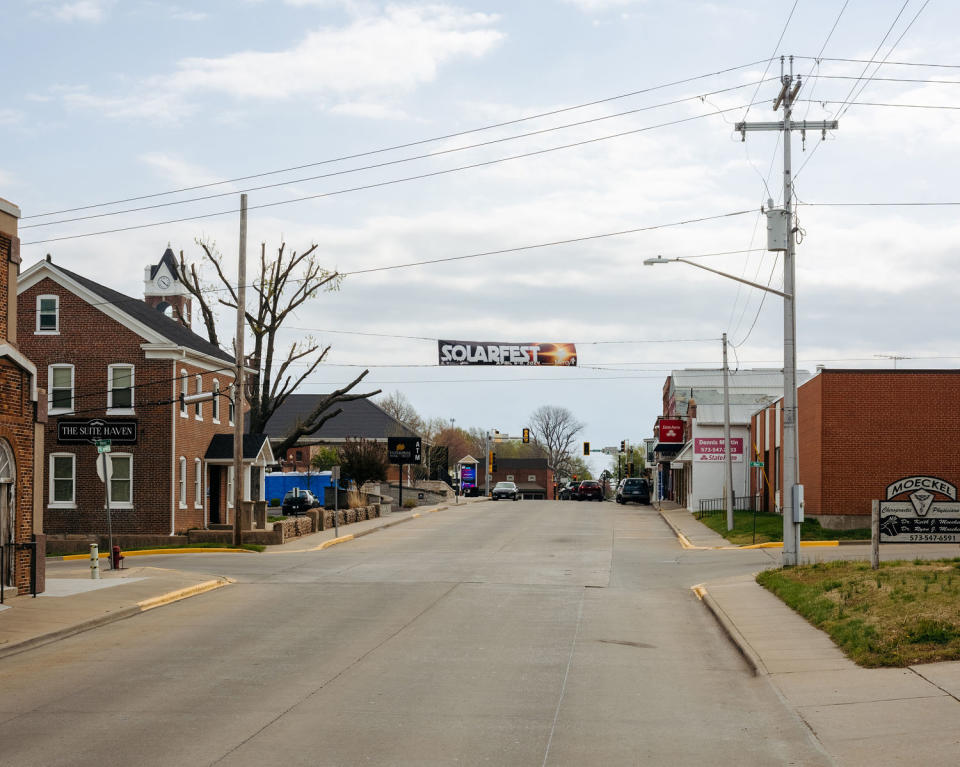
[{"xmin": 3, "ymin": 0, "xmax": 958, "ymax": 475}]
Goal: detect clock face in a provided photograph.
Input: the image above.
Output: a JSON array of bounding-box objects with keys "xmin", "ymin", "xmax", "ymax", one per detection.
[{"xmin": 157, "ymin": 276, "xmax": 172, "ymax": 290}]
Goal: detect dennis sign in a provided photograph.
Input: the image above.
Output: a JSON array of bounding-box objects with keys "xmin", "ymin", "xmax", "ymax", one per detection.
[{"xmin": 877, "ymin": 475, "xmax": 960, "ymax": 543}]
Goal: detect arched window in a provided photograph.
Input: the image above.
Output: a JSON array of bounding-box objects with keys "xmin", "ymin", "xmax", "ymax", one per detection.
[
  {"xmin": 212, "ymin": 379, "xmax": 221, "ymax": 423},
  {"xmin": 194, "ymin": 375, "xmax": 203, "ymax": 419},
  {"xmin": 179, "ymin": 456, "xmax": 187, "ymax": 508},
  {"xmin": 180, "ymin": 370, "xmax": 188, "ymax": 417},
  {"xmin": 194, "ymin": 458, "xmax": 202, "ymax": 508}
]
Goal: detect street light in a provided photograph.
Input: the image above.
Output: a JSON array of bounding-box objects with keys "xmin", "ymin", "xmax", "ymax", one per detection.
[{"xmin": 645, "ymin": 254, "xmax": 800, "ymax": 564}]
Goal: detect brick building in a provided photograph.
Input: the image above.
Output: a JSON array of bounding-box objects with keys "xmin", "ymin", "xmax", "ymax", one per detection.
[
  {"xmin": 475, "ymin": 457, "xmax": 554, "ymax": 500},
  {"xmin": 750, "ymin": 369, "xmax": 960, "ymax": 529},
  {"xmin": 0, "ymin": 198, "xmax": 44, "ymax": 594},
  {"xmin": 17, "ymin": 249, "xmax": 266, "ymax": 537}
]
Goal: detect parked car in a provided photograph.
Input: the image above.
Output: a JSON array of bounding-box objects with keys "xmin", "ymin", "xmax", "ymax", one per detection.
[
  {"xmin": 282, "ymin": 488, "xmax": 321, "ymax": 516},
  {"xmin": 577, "ymin": 480, "xmax": 603, "ymax": 502},
  {"xmin": 491, "ymin": 481, "xmax": 520, "ymax": 501},
  {"xmin": 558, "ymin": 481, "xmax": 578, "ymax": 500},
  {"xmin": 616, "ymin": 477, "xmax": 651, "ymax": 505}
]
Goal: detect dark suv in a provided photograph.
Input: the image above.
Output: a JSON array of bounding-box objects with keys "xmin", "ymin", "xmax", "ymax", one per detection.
[
  {"xmin": 282, "ymin": 489, "xmax": 321, "ymax": 516},
  {"xmin": 616, "ymin": 478, "xmax": 650, "ymax": 505},
  {"xmin": 576, "ymin": 480, "xmax": 603, "ymax": 502}
]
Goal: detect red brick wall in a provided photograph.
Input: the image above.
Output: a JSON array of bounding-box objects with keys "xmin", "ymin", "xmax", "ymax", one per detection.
[
  {"xmin": 19, "ymin": 276, "xmax": 237, "ymax": 536},
  {"xmin": 0, "ymin": 361, "xmax": 36, "ymax": 594},
  {"xmin": 798, "ymin": 374, "xmax": 824, "ymax": 516}
]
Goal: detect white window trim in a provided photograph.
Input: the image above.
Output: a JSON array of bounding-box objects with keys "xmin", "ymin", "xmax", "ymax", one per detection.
[
  {"xmin": 194, "ymin": 375, "xmax": 203, "ymax": 420},
  {"xmin": 212, "ymin": 379, "xmax": 221, "ymax": 424},
  {"xmin": 528, "ymin": 475, "xmax": 537, "ymax": 482},
  {"xmin": 228, "ymin": 384, "xmax": 235, "ymax": 426},
  {"xmin": 179, "ymin": 456, "xmax": 187, "ymax": 508},
  {"xmin": 48, "ymin": 363, "xmax": 75, "ymax": 415},
  {"xmin": 36, "ymin": 294, "xmax": 60, "ymax": 335},
  {"xmin": 49, "ymin": 452, "xmax": 76, "ymax": 509},
  {"xmin": 194, "ymin": 458, "xmax": 203, "ymax": 508},
  {"xmin": 107, "ymin": 363, "xmax": 135, "ymax": 415},
  {"xmin": 227, "ymin": 466, "xmax": 234, "ymax": 508},
  {"xmin": 180, "ymin": 370, "xmax": 188, "ymax": 417},
  {"xmin": 506, "ymin": 474, "xmax": 515, "ymax": 481},
  {"xmin": 109, "ymin": 453, "xmax": 134, "ymax": 510}
]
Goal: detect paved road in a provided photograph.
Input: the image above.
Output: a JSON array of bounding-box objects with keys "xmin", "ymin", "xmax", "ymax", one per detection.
[{"xmin": 0, "ymin": 501, "xmax": 830, "ymax": 766}]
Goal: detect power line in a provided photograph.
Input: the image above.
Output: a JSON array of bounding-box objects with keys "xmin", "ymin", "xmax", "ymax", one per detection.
[
  {"xmin": 741, "ymin": 0, "xmax": 799, "ymax": 124},
  {"xmin": 292, "ymin": 327, "xmax": 722, "ymax": 345},
  {"xmin": 803, "ymin": 56, "xmax": 960, "ymax": 69},
  {"xmin": 21, "ymin": 103, "xmax": 757, "ymax": 247},
  {"xmin": 799, "ymin": 99, "xmax": 960, "ymax": 110},
  {"xmin": 22, "ymin": 81, "xmax": 777, "ymax": 231},
  {"xmin": 23, "ymin": 59, "xmax": 776, "ymax": 221}
]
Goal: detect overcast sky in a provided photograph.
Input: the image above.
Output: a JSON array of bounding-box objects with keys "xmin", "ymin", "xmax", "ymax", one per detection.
[{"xmin": 3, "ymin": 0, "xmax": 957, "ymax": 474}]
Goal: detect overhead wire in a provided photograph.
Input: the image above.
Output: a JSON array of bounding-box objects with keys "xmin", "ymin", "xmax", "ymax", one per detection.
[
  {"xmin": 21, "ymin": 103, "xmax": 759, "ymax": 247},
  {"xmin": 23, "ymin": 58, "xmax": 778, "ymax": 221}
]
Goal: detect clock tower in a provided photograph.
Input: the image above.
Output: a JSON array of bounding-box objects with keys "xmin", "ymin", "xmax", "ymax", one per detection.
[{"xmin": 144, "ymin": 245, "xmax": 192, "ymax": 329}]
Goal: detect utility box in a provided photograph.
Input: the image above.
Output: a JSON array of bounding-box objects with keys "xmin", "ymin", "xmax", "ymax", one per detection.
[
  {"xmin": 792, "ymin": 484, "xmax": 805, "ymax": 523},
  {"xmin": 766, "ymin": 205, "xmax": 788, "ymax": 251}
]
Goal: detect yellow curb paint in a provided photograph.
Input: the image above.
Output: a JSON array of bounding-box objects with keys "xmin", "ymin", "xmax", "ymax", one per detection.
[
  {"xmin": 137, "ymin": 577, "xmax": 233, "ymax": 611},
  {"xmin": 312, "ymin": 535, "xmax": 355, "ymax": 551},
  {"xmin": 738, "ymin": 540, "xmax": 840, "ymax": 549},
  {"xmin": 691, "ymin": 584, "xmax": 706, "ymax": 600},
  {"xmin": 61, "ymin": 548, "xmax": 254, "ymax": 560},
  {"xmin": 411, "ymin": 513, "xmax": 421, "ymax": 518}
]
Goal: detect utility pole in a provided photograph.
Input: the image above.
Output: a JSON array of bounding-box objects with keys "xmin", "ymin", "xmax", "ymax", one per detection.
[
  {"xmin": 232, "ymin": 193, "xmax": 247, "ymax": 547},
  {"xmin": 722, "ymin": 333, "xmax": 735, "ymax": 532},
  {"xmin": 736, "ymin": 55, "xmax": 838, "ymax": 566}
]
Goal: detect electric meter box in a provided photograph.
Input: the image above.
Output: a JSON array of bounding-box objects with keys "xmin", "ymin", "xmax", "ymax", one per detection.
[{"xmin": 766, "ymin": 207, "xmax": 788, "ymax": 251}]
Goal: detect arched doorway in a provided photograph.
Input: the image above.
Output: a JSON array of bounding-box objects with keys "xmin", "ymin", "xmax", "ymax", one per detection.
[{"xmin": 0, "ymin": 439, "xmax": 15, "ymax": 588}]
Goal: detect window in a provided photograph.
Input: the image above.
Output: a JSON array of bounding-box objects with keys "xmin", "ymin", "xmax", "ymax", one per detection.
[
  {"xmin": 36, "ymin": 295, "xmax": 59, "ymax": 333},
  {"xmin": 108, "ymin": 364, "xmax": 134, "ymax": 412},
  {"xmin": 506, "ymin": 474, "xmax": 514, "ymax": 481},
  {"xmin": 194, "ymin": 458, "xmax": 202, "ymax": 507},
  {"xmin": 49, "ymin": 364, "xmax": 74, "ymax": 413},
  {"xmin": 179, "ymin": 456, "xmax": 187, "ymax": 508},
  {"xmin": 180, "ymin": 370, "xmax": 188, "ymax": 417},
  {"xmin": 227, "ymin": 466, "xmax": 234, "ymax": 508},
  {"xmin": 212, "ymin": 379, "xmax": 220, "ymax": 423},
  {"xmin": 49, "ymin": 453, "xmax": 76, "ymax": 507},
  {"xmin": 528, "ymin": 475, "xmax": 536, "ymax": 482},
  {"xmin": 228, "ymin": 384, "xmax": 235, "ymax": 425},
  {"xmin": 194, "ymin": 375, "xmax": 203, "ymax": 419},
  {"xmin": 110, "ymin": 454, "xmax": 133, "ymax": 509}
]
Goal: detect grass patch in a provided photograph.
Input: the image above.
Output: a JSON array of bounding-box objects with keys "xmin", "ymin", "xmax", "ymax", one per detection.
[
  {"xmin": 697, "ymin": 510, "xmax": 871, "ymax": 545},
  {"xmin": 268, "ymin": 515, "xmax": 288, "ymax": 523},
  {"xmin": 757, "ymin": 559, "xmax": 960, "ymax": 666}
]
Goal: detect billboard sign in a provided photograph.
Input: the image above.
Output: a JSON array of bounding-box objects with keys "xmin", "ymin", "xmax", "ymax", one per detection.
[
  {"xmin": 694, "ymin": 437, "xmax": 744, "ymax": 462},
  {"xmin": 387, "ymin": 436, "xmax": 422, "ymax": 465},
  {"xmin": 657, "ymin": 418, "xmax": 684, "ymax": 444},
  {"xmin": 460, "ymin": 465, "xmax": 476, "ymax": 489},
  {"xmin": 438, "ymin": 340, "xmax": 577, "ymax": 366},
  {"xmin": 879, "ymin": 475, "xmax": 960, "ymax": 543}
]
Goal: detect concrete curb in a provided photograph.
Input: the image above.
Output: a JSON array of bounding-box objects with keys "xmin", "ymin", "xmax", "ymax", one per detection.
[
  {"xmin": 692, "ymin": 584, "xmax": 765, "ymax": 677},
  {"xmin": 0, "ymin": 576, "xmax": 232, "ymax": 661},
  {"xmin": 308, "ymin": 505, "xmax": 453, "ymax": 551},
  {"xmin": 55, "ymin": 548, "xmax": 256, "ymax": 561},
  {"xmin": 657, "ymin": 508, "xmax": 697, "ymax": 549}
]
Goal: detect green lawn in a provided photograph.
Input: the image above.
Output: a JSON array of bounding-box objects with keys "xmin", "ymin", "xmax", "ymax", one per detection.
[
  {"xmin": 696, "ymin": 509, "xmax": 871, "ymax": 545},
  {"xmin": 758, "ymin": 559, "xmax": 960, "ymax": 667}
]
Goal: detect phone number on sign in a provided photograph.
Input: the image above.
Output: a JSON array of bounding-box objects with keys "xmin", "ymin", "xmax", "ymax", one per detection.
[{"xmin": 906, "ymin": 533, "xmax": 960, "ymax": 543}]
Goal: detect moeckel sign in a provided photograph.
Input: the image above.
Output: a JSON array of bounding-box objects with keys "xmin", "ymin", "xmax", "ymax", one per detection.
[
  {"xmin": 387, "ymin": 437, "xmax": 422, "ymax": 465},
  {"xmin": 57, "ymin": 419, "xmax": 138, "ymax": 445},
  {"xmin": 878, "ymin": 475, "xmax": 960, "ymax": 543}
]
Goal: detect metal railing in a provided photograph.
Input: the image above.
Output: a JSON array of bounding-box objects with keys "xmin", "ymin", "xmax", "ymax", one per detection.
[
  {"xmin": 1, "ymin": 539, "xmax": 38, "ymax": 603},
  {"xmin": 696, "ymin": 495, "xmax": 761, "ymax": 519}
]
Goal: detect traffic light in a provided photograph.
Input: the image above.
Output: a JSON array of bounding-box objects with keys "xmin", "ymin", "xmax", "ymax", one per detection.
[
  {"xmin": 488, "ymin": 450, "xmax": 493, "ymax": 469},
  {"xmin": 583, "ymin": 441, "xmax": 590, "ymax": 456},
  {"xmin": 620, "ymin": 440, "xmax": 626, "ymax": 453},
  {"xmin": 491, "ymin": 452, "xmax": 498, "ymax": 471},
  {"xmin": 627, "ymin": 461, "xmax": 635, "ymax": 477},
  {"xmin": 522, "ymin": 427, "xmax": 530, "ymax": 444}
]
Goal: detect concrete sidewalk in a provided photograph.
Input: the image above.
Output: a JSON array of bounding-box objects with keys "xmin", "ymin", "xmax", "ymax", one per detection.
[
  {"xmin": 0, "ymin": 497, "xmax": 484, "ymax": 661},
  {"xmin": 658, "ymin": 504, "xmax": 960, "ymax": 765}
]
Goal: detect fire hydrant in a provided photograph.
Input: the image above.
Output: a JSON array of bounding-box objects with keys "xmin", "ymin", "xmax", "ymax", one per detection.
[{"xmin": 111, "ymin": 545, "xmax": 123, "ymax": 570}]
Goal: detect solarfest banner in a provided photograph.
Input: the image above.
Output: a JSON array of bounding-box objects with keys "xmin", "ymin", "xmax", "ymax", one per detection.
[{"xmin": 438, "ymin": 340, "xmax": 577, "ymax": 366}]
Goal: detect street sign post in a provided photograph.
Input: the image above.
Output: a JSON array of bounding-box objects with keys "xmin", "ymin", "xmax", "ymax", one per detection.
[
  {"xmin": 96, "ymin": 446, "xmax": 114, "ymax": 569},
  {"xmin": 750, "ymin": 460, "xmax": 764, "ymax": 467}
]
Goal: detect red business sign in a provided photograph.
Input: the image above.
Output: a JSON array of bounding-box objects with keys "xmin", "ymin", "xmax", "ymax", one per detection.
[
  {"xmin": 658, "ymin": 419, "xmax": 684, "ymax": 443},
  {"xmin": 694, "ymin": 437, "xmax": 744, "ymax": 462}
]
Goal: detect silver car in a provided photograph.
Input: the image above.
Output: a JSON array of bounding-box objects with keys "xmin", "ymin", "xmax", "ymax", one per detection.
[{"xmin": 491, "ymin": 481, "xmax": 520, "ymax": 501}]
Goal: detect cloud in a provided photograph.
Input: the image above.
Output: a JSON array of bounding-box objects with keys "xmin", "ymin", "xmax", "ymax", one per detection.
[
  {"xmin": 51, "ymin": 1, "xmax": 111, "ymax": 22},
  {"xmin": 59, "ymin": 4, "xmax": 502, "ymax": 120},
  {"xmin": 328, "ymin": 101, "xmax": 414, "ymax": 120},
  {"xmin": 0, "ymin": 109, "xmax": 24, "ymax": 125},
  {"xmin": 139, "ymin": 153, "xmax": 233, "ymax": 191},
  {"xmin": 561, "ymin": 0, "xmax": 644, "ymax": 11}
]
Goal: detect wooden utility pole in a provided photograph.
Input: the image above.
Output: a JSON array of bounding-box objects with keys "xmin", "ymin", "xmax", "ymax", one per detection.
[{"xmin": 232, "ymin": 193, "xmax": 247, "ymax": 547}]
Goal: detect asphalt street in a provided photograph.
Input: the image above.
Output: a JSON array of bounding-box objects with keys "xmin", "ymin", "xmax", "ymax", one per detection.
[{"xmin": 0, "ymin": 501, "xmax": 831, "ymax": 766}]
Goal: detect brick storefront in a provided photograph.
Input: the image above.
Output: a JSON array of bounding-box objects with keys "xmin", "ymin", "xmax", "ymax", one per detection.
[{"xmin": 751, "ymin": 369, "xmax": 960, "ymax": 529}]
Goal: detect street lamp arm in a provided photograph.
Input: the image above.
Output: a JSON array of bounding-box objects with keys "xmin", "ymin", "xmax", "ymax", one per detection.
[{"xmin": 647, "ymin": 256, "xmax": 791, "ymax": 299}]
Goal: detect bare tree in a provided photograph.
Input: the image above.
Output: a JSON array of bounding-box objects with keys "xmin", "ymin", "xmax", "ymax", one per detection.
[
  {"xmin": 529, "ymin": 405, "xmax": 585, "ymax": 476},
  {"xmin": 179, "ymin": 241, "xmax": 380, "ymax": 456},
  {"xmin": 377, "ymin": 391, "xmax": 424, "ymax": 435}
]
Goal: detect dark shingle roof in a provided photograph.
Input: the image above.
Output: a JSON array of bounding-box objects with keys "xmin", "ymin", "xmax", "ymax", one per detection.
[
  {"xmin": 263, "ymin": 394, "xmax": 417, "ymax": 441},
  {"xmin": 478, "ymin": 457, "xmax": 549, "ymax": 474},
  {"xmin": 52, "ymin": 262, "xmax": 234, "ymax": 364},
  {"xmin": 205, "ymin": 433, "xmax": 270, "ymax": 460},
  {"xmin": 149, "ymin": 247, "xmax": 181, "ymax": 281}
]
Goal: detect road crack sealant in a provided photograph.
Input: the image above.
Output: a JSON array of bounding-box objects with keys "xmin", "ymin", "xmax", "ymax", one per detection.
[
  {"xmin": 540, "ymin": 588, "xmax": 586, "ymax": 767},
  {"xmin": 207, "ymin": 581, "xmax": 462, "ymax": 767}
]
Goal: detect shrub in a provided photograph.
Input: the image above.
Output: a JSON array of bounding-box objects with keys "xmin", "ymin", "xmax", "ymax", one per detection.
[
  {"xmin": 269, "ymin": 497, "xmax": 282, "ymax": 507},
  {"xmin": 403, "ymin": 498, "xmax": 417, "ymax": 509}
]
